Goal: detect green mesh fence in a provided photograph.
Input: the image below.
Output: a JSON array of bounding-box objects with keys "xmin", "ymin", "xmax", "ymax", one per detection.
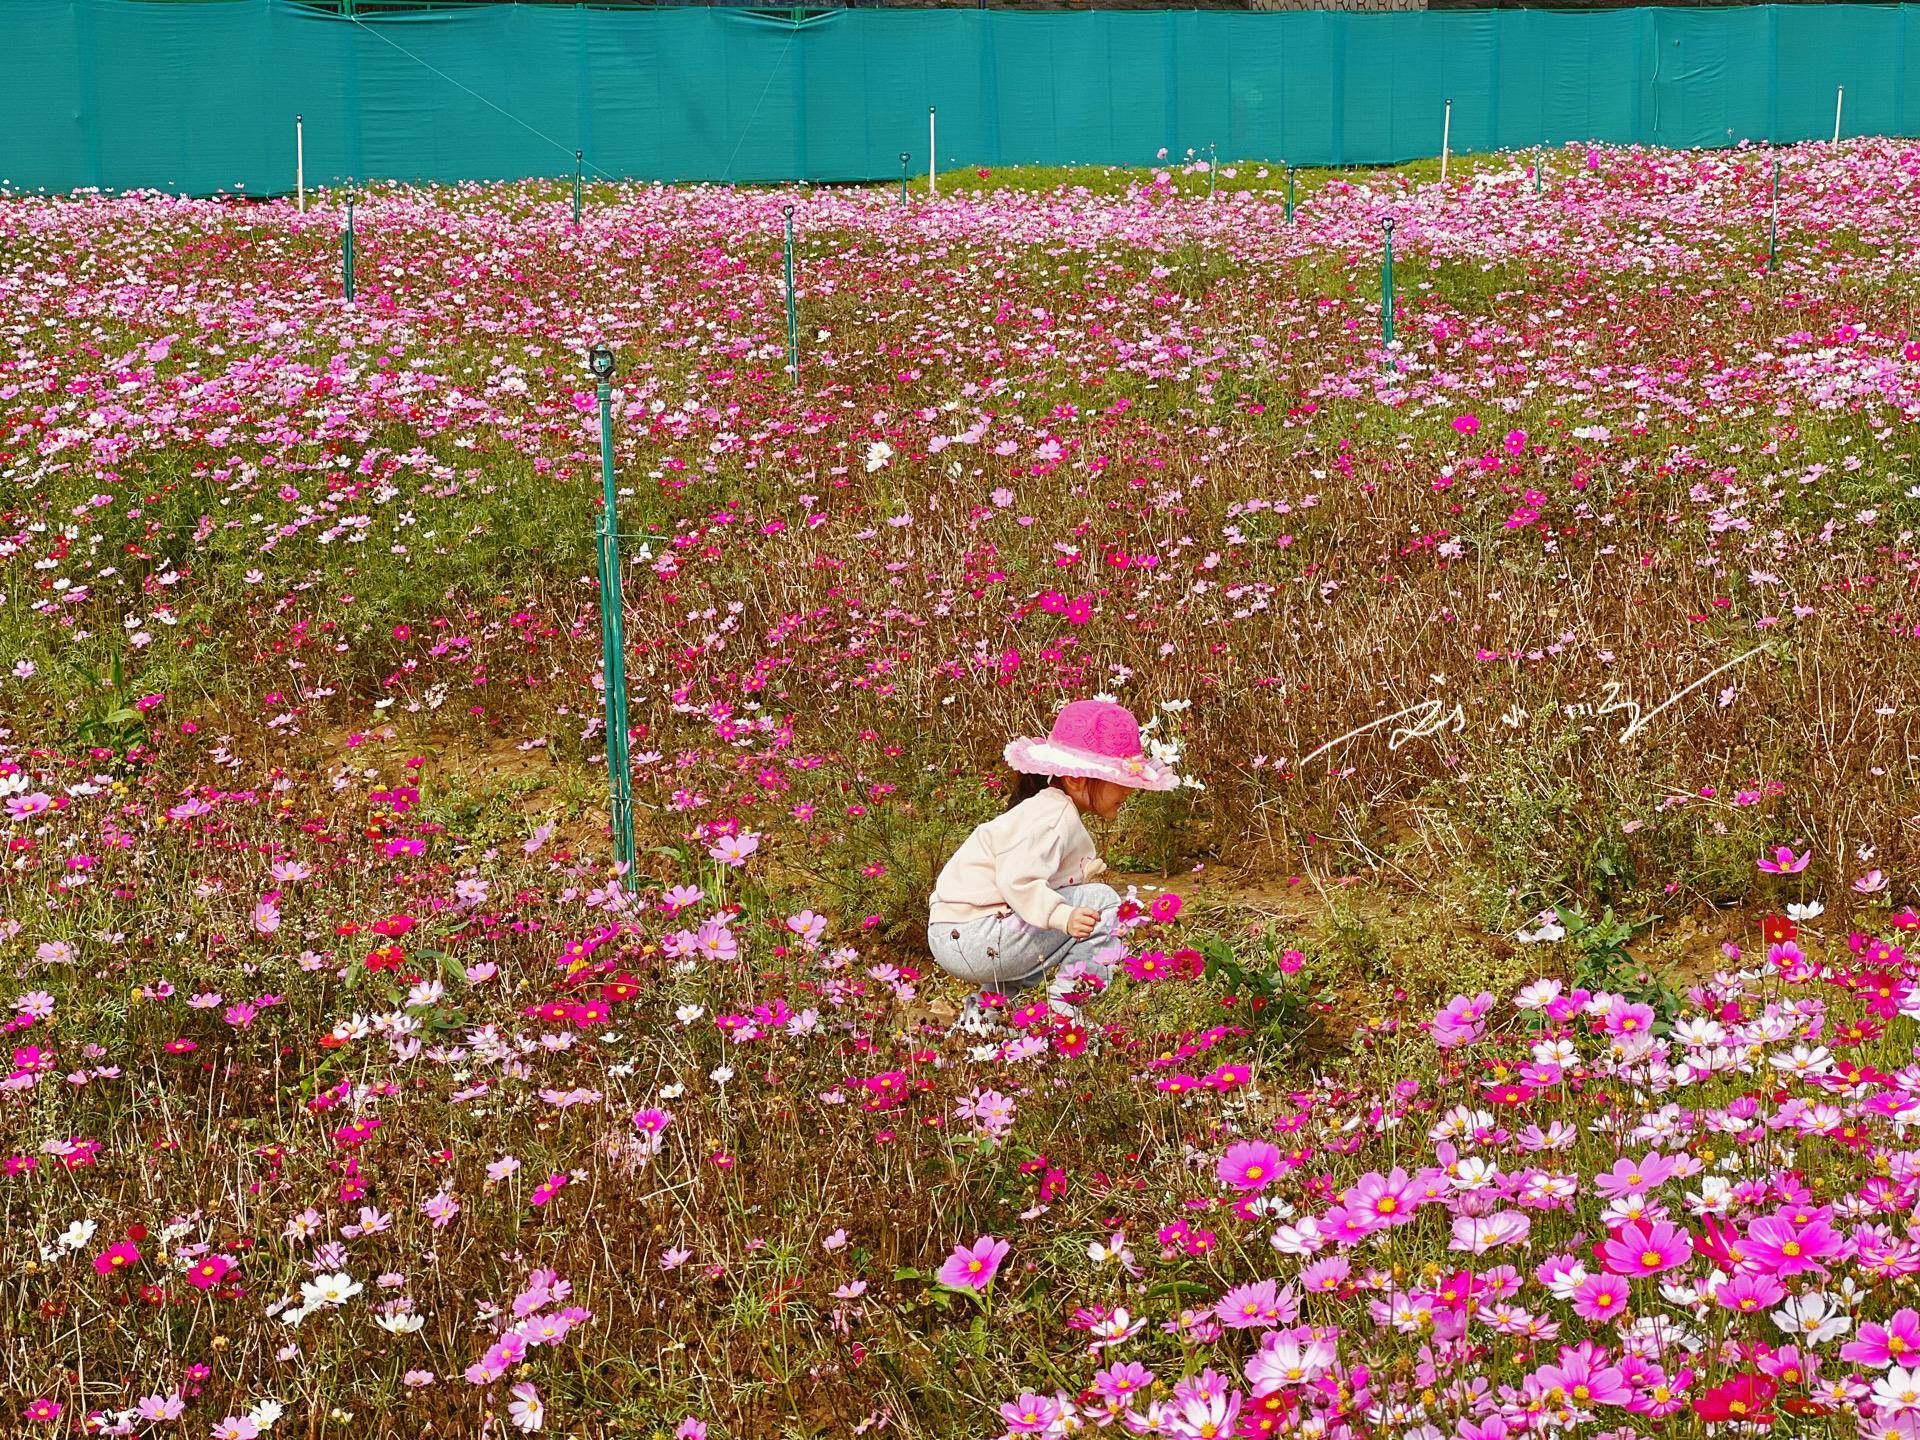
[{"xmin": 5, "ymin": 0, "xmax": 1914, "ymax": 194}]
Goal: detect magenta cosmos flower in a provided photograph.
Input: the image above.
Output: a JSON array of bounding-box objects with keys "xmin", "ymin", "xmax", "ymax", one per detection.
[
  {"xmin": 1743, "ymin": 1213, "xmax": 1844, "ymax": 1278},
  {"xmin": 1756, "ymin": 845, "xmax": 1811, "ymax": 874},
  {"xmin": 1217, "ymin": 1139, "xmax": 1283, "ymax": 1192},
  {"xmin": 938, "ymin": 1234, "xmax": 1009, "ymax": 1293}
]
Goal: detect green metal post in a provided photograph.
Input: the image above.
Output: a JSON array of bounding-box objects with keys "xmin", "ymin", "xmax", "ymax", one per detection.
[
  {"xmin": 343, "ymin": 193, "xmax": 356, "ymax": 302},
  {"xmin": 589, "ymin": 348, "xmax": 636, "ymax": 890},
  {"xmin": 900, "ymin": 151, "xmax": 911, "ymax": 205},
  {"xmin": 1286, "ymin": 165, "xmax": 1296, "ymax": 224},
  {"xmin": 1209, "ymin": 143, "xmax": 1217, "ymax": 202},
  {"xmin": 1768, "ymin": 155, "xmax": 1780, "ymax": 273},
  {"xmin": 1380, "ymin": 218, "xmax": 1395, "ymax": 367},
  {"xmin": 783, "ymin": 204, "xmax": 798, "ymax": 388},
  {"xmin": 1535, "ymin": 150, "xmax": 1543, "ymax": 196},
  {"xmin": 572, "ymin": 150, "xmax": 582, "ymax": 227}
]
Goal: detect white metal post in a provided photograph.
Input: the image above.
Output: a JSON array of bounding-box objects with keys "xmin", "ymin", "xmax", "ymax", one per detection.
[
  {"xmin": 1440, "ymin": 99, "xmax": 1452, "ymax": 186},
  {"xmin": 929, "ymin": 107, "xmax": 937, "ymax": 196},
  {"xmin": 296, "ymin": 115, "xmax": 305, "ymax": 213},
  {"xmin": 1833, "ymin": 86, "xmax": 1845, "ymax": 144}
]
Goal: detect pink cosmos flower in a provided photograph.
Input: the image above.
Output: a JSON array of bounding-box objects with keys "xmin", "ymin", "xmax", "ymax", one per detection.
[
  {"xmin": 1091, "ymin": 1362, "xmax": 1155, "ymax": 1402},
  {"xmin": 1713, "ymin": 1273, "xmax": 1786, "ymax": 1314},
  {"xmin": 1601, "ymin": 1219, "xmax": 1692, "ymax": 1277},
  {"xmin": 1322, "ymin": 1205, "xmax": 1380, "ymax": 1245},
  {"xmin": 1599, "ymin": 1002, "xmax": 1655, "ymax": 1038},
  {"xmin": 507, "ymin": 1382, "xmax": 544, "ymax": 1433},
  {"xmin": 93, "ymin": 1240, "xmax": 140, "ymax": 1276},
  {"xmin": 1539, "ymin": 1342, "xmax": 1633, "ymax": 1408},
  {"xmin": 1217, "ymin": 1139, "xmax": 1283, "ymax": 1192},
  {"xmin": 186, "ymin": 1254, "xmax": 235, "ymax": 1290},
  {"xmin": 1431, "ymin": 992, "xmax": 1495, "ymax": 1048},
  {"xmin": 998, "ymin": 1393, "xmax": 1062, "ymax": 1433},
  {"xmin": 1743, "ymin": 1213, "xmax": 1843, "ymax": 1278},
  {"xmin": 1343, "ymin": 1167, "xmax": 1419, "ymax": 1227},
  {"xmin": 1591, "ymin": 1152, "xmax": 1681, "ymax": 1198},
  {"xmin": 937, "ymin": 1235, "xmax": 1009, "ymax": 1293},
  {"xmin": 1569, "ymin": 1272, "xmax": 1632, "ymax": 1323},
  {"xmin": 1843, "ymin": 1307, "xmax": 1920, "ymax": 1368},
  {"xmin": 1214, "ymin": 1278, "xmax": 1296, "ymax": 1330},
  {"xmin": 1298, "ymin": 1256, "xmax": 1350, "ymax": 1293},
  {"xmin": 1756, "ymin": 845, "xmax": 1811, "ymax": 874}
]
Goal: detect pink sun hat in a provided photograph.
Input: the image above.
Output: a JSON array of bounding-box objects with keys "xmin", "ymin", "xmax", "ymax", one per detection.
[{"xmin": 1004, "ymin": 699, "xmax": 1179, "ymax": 792}]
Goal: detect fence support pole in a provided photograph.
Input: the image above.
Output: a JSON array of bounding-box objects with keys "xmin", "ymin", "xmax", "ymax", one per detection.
[
  {"xmin": 783, "ymin": 204, "xmax": 798, "ymax": 387},
  {"xmin": 1534, "ymin": 148, "xmax": 1543, "ymax": 196},
  {"xmin": 296, "ymin": 115, "xmax": 304, "ymax": 213},
  {"xmin": 572, "ymin": 149, "xmax": 582, "ymax": 227},
  {"xmin": 900, "ymin": 151, "xmax": 911, "ymax": 205},
  {"xmin": 343, "ymin": 192, "xmax": 356, "ymax": 302},
  {"xmin": 1833, "ymin": 86, "xmax": 1845, "ymax": 144},
  {"xmin": 1286, "ymin": 164, "xmax": 1295, "ymax": 224},
  {"xmin": 1380, "ymin": 218, "xmax": 1395, "ymax": 367},
  {"xmin": 929, "ymin": 107, "xmax": 937, "ymax": 196},
  {"xmin": 1440, "ymin": 99, "xmax": 1452, "ymax": 186},
  {"xmin": 1209, "ymin": 142, "xmax": 1217, "ymax": 201},
  {"xmin": 1768, "ymin": 153, "xmax": 1780, "ymax": 273},
  {"xmin": 589, "ymin": 346, "xmax": 636, "ymax": 892}
]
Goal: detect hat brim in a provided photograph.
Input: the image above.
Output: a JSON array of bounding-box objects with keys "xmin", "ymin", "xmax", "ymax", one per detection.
[{"xmin": 1004, "ymin": 737, "xmax": 1180, "ymax": 792}]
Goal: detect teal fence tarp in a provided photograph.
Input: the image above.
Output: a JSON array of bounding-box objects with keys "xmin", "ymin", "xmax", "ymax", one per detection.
[{"xmin": 2, "ymin": 1, "xmax": 1915, "ymax": 194}]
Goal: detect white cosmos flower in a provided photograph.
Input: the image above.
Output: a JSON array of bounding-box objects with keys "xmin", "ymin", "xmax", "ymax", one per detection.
[
  {"xmin": 1772, "ymin": 1291, "xmax": 1850, "ymax": 1344},
  {"xmin": 1268, "ymin": 1218, "xmax": 1329, "ymax": 1256},
  {"xmin": 58, "ymin": 1218, "xmax": 98, "ymax": 1251},
  {"xmin": 248, "ymin": 1399, "xmax": 285, "ymax": 1430},
  {"xmin": 299, "ymin": 1272, "xmax": 363, "ymax": 1308}
]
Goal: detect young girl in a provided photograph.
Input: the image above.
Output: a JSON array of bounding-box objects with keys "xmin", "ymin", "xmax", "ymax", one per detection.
[{"xmin": 929, "ymin": 699, "xmax": 1178, "ymax": 1033}]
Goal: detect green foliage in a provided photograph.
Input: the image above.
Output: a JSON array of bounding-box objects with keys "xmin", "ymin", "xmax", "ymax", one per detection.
[
  {"xmin": 67, "ymin": 652, "xmax": 151, "ymax": 763},
  {"xmin": 1551, "ymin": 903, "xmax": 1676, "ymax": 1020},
  {"xmin": 1193, "ymin": 927, "xmax": 1328, "ymax": 1051}
]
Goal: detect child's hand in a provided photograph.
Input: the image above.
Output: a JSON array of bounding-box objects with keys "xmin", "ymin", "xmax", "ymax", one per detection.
[
  {"xmin": 1081, "ymin": 857, "xmax": 1107, "ymax": 880},
  {"xmin": 1066, "ymin": 907, "xmax": 1102, "ymax": 940}
]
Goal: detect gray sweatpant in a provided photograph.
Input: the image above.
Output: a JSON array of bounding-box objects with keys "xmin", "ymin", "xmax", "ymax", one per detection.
[{"xmin": 927, "ymin": 883, "xmax": 1122, "ymax": 1009}]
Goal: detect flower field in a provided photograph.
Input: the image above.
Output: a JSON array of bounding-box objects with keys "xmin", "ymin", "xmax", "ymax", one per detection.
[{"xmin": 4, "ymin": 141, "xmax": 1920, "ymax": 1438}]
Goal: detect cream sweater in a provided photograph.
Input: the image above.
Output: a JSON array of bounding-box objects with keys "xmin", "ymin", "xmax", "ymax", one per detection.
[{"xmin": 929, "ymin": 787, "xmax": 1102, "ymax": 933}]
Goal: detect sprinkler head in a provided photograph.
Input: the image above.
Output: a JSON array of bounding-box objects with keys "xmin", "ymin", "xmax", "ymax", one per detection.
[
  {"xmin": 783, "ymin": 204, "xmax": 795, "ymax": 219},
  {"xmin": 587, "ymin": 345, "xmax": 616, "ymax": 382}
]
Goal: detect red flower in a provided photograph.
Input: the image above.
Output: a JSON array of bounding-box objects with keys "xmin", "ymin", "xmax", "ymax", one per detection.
[
  {"xmin": 1761, "ymin": 914, "xmax": 1796, "ymax": 945},
  {"xmin": 1692, "ymin": 1373, "xmax": 1777, "ymax": 1424}
]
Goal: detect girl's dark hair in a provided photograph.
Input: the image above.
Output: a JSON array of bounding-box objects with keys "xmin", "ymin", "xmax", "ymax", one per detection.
[{"xmin": 1003, "ymin": 769, "xmax": 1058, "ymax": 812}]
